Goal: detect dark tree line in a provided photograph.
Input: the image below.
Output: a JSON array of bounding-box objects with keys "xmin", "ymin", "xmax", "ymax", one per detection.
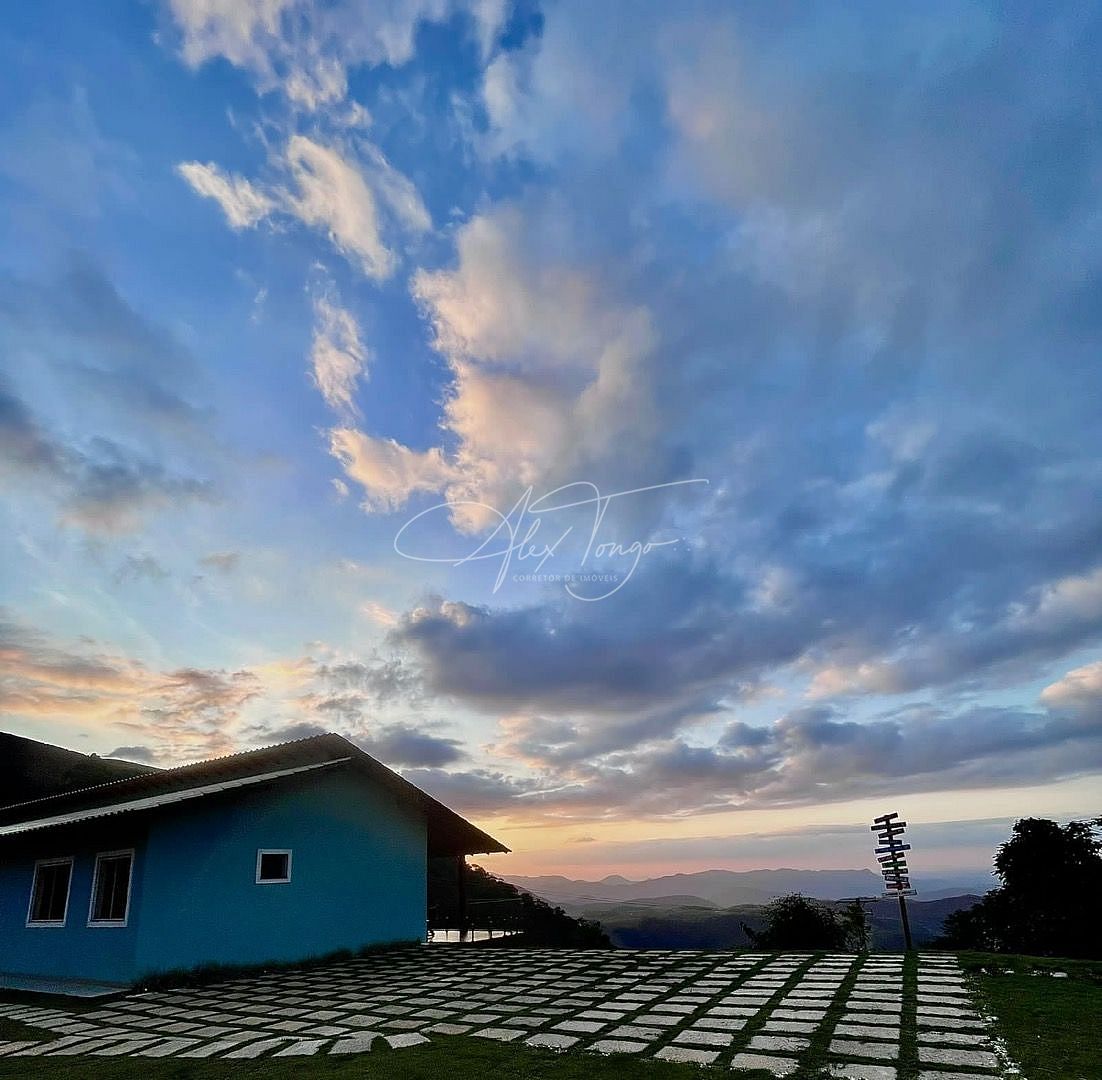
[
  {"xmin": 937, "ymin": 817, "xmax": 1101, "ymax": 958},
  {"xmin": 428, "ymin": 859, "xmax": 610, "ymax": 947}
]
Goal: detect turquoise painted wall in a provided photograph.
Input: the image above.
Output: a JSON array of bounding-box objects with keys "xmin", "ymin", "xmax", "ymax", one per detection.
[
  {"xmin": 134, "ymin": 768, "xmax": 427, "ymax": 977},
  {"xmin": 0, "ymin": 822, "xmax": 146, "ymax": 985},
  {"xmin": 0, "ymin": 768, "xmax": 427, "ymax": 984}
]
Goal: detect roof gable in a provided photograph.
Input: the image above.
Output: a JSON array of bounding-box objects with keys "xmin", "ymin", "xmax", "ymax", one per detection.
[{"xmin": 0, "ymin": 733, "xmax": 508, "ymax": 857}]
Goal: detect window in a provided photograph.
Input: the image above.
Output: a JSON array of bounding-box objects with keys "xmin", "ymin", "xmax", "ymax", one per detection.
[
  {"xmin": 27, "ymin": 858, "xmax": 73, "ymax": 926},
  {"xmin": 256, "ymin": 849, "xmax": 292, "ymax": 884},
  {"xmin": 88, "ymin": 851, "xmax": 133, "ymax": 926}
]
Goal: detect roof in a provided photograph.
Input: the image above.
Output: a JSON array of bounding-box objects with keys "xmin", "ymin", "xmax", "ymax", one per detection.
[
  {"xmin": 0, "ymin": 760, "xmax": 347, "ymax": 838},
  {"xmin": 0, "ymin": 734, "xmax": 509, "ymax": 857}
]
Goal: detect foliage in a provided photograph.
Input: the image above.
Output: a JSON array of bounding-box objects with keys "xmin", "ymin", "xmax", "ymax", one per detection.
[
  {"xmin": 427, "ymin": 860, "xmax": 610, "ymax": 948},
  {"xmin": 936, "ymin": 817, "xmax": 1102, "ymax": 958},
  {"xmin": 741, "ymin": 892, "xmax": 869, "ymax": 951}
]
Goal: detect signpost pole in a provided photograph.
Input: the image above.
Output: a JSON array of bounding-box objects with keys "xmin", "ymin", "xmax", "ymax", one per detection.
[{"xmin": 897, "ymin": 891, "xmax": 913, "ymax": 951}]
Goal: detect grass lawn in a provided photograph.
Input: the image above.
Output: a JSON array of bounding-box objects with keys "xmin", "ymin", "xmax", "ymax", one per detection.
[
  {"xmin": 0, "ymin": 1035, "xmax": 709, "ymax": 1080},
  {"xmin": 959, "ymin": 951, "xmax": 1102, "ymax": 1080}
]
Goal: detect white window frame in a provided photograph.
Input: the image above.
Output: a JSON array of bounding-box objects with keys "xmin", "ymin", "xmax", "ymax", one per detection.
[
  {"xmin": 26, "ymin": 856, "xmax": 74, "ymax": 927},
  {"xmin": 255, "ymin": 848, "xmax": 293, "ymax": 884},
  {"xmin": 87, "ymin": 849, "xmax": 135, "ymax": 928}
]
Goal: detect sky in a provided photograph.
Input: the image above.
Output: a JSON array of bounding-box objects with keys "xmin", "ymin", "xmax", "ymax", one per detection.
[{"xmin": 1, "ymin": 1, "xmax": 1100, "ymax": 883}]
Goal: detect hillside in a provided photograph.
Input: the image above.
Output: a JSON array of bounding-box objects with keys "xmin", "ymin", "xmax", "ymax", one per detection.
[
  {"xmin": 508, "ymin": 868, "xmax": 878, "ymax": 907},
  {"xmin": 579, "ymin": 894, "xmax": 982, "ymax": 949},
  {"xmin": 507, "ymin": 867, "xmax": 993, "ymax": 909},
  {"xmin": 0, "ymin": 732, "xmax": 156, "ymax": 807}
]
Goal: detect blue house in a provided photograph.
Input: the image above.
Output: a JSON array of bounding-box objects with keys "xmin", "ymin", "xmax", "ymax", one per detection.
[{"xmin": 0, "ymin": 734, "xmax": 508, "ymax": 988}]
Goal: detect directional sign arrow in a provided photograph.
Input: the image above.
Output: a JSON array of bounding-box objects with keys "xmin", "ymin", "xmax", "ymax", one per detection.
[{"xmin": 873, "ymin": 812, "xmax": 900, "ymax": 824}]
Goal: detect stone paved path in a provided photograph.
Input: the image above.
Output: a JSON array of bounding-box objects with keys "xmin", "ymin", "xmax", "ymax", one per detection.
[{"xmin": 0, "ymin": 951, "xmax": 1009, "ymax": 1076}]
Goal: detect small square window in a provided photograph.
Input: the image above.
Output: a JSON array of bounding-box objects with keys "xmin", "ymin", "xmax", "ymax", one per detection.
[
  {"xmin": 27, "ymin": 858, "xmax": 73, "ymax": 926},
  {"xmin": 256, "ymin": 849, "xmax": 292, "ymax": 883}
]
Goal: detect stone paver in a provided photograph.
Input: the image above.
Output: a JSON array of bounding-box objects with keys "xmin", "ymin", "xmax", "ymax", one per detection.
[
  {"xmin": 0, "ymin": 948, "xmax": 1007, "ymax": 1071},
  {"xmin": 829, "ymin": 1065, "xmax": 897, "ymax": 1080},
  {"xmin": 526, "ymin": 1032, "xmax": 578, "ymax": 1049},
  {"xmin": 830, "ymin": 1038, "xmax": 899, "ymax": 1061},
  {"xmin": 590, "ymin": 1039, "xmax": 647, "ymax": 1053},
  {"xmin": 917, "ymin": 1045, "xmax": 999, "ymax": 1069},
  {"xmin": 730, "ymin": 1052, "xmax": 798, "ymax": 1076},
  {"xmin": 654, "ymin": 1044, "xmax": 719, "ymax": 1064}
]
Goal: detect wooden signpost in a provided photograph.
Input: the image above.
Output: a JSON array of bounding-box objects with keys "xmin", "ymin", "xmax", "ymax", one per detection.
[{"xmin": 872, "ymin": 811, "xmax": 915, "ymax": 950}]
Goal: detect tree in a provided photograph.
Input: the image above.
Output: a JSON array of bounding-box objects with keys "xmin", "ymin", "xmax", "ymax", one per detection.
[
  {"xmin": 937, "ymin": 817, "xmax": 1102, "ymax": 958},
  {"xmin": 427, "ymin": 860, "xmax": 610, "ymax": 948},
  {"xmin": 743, "ymin": 893, "xmax": 869, "ymax": 951}
]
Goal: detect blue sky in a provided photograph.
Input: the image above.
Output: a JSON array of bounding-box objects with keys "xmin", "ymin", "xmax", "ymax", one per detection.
[{"xmin": 2, "ymin": 0, "xmax": 1100, "ymax": 878}]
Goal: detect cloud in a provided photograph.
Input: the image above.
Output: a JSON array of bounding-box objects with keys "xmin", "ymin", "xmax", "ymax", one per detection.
[
  {"xmin": 328, "ymin": 427, "xmax": 456, "ymax": 511},
  {"xmin": 168, "ymin": 0, "xmax": 296, "ymax": 77},
  {"xmin": 309, "ymin": 293, "xmax": 368, "ymax": 417},
  {"xmin": 114, "ymin": 554, "xmax": 171, "ymax": 584},
  {"xmin": 481, "ymin": 698, "xmax": 1102, "ymax": 822},
  {"xmin": 199, "ymin": 551, "xmax": 241, "ymax": 573},
  {"xmin": 360, "ymin": 724, "xmax": 465, "ymax": 767},
  {"xmin": 176, "ymin": 161, "xmax": 275, "ymax": 228},
  {"xmin": 0, "ymin": 382, "xmax": 64, "ymax": 478},
  {"xmin": 310, "ymin": 655, "xmax": 422, "ymax": 704},
  {"xmin": 0, "ymin": 383, "xmax": 214, "ymax": 535},
  {"xmin": 1041, "ymin": 658, "xmax": 1102, "ymax": 716},
  {"xmin": 165, "ymin": 0, "xmax": 509, "ymax": 108},
  {"xmin": 284, "ymin": 135, "xmax": 396, "ymax": 278},
  {"xmin": 334, "ymin": 202, "xmax": 660, "ymax": 528},
  {"xmin": 0, "ymin": 260, "xmax": 204, "ymax": 429},
  {"xmin": 2, "ymin": 613, "xmax": 288, "ymax": 762},
  {"xmin": 62, "ymin": 440, "xmax": 215, "ymax": 534},
  {"xmin": 401, "ymin": 765, "xmax": 540, "ymax": 816},
  {"xmin": 178, "ymin": 137, "xmax": 427, "ymax": 281},
  {"xmin": 107, "ymin": 745, "xmax": 159, "ymax": 765}
]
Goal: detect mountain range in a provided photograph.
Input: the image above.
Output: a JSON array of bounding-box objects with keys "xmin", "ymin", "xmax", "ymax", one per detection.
[{"xmin": 506, "ymin": 868, "xmax": 993, "ymax": 909}]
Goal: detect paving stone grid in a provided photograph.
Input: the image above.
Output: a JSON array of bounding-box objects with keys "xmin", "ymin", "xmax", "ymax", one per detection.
[{"xmin": 0, "ymin": 950, "xmax": 1005, "ymax": 1077}]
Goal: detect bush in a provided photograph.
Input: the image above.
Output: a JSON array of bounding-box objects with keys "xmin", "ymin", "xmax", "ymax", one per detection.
[{"xmin": 743, "ymin": 893, "xmax": 869, "ymax": 951}]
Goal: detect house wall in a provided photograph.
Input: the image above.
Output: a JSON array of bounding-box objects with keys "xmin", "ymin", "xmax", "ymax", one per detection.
[
  {"xmin": 134, "ymin": 768, "xmax": 427, "ymax": 978},
  {"xmin": 0, "ymin": 768, "xmax": 428, "ymax": 985},
  {"xmin": 0, "ymin": 821, "xmax": 147, "ymax": 985}
]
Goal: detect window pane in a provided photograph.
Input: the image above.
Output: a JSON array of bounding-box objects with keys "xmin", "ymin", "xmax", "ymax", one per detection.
[
  {"xmin": 30, "ymin": 862, "xmax": 71, "ymax": 922},
  {"xmin": 92, "ymin": 854, "xmax": 132, "ymax": 922},
  {"xmin": 259, "ymin": 852, "xmax": 289, "ymax": 881}
]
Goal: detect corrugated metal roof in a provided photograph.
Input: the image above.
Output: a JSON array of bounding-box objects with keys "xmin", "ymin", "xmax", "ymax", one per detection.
[
  {"xmin": 0, "ymin": 733, "xmax": 510, "ymax": 856},
  {"xmin": 0, "ymin": 760, "xmax": 349, "ymax": 836}
]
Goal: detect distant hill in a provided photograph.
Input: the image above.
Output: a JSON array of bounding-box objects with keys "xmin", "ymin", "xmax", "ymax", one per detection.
[
  {"xmin": 0, "ymin": 732, "xmax": 157, "ymax": 807},
  {"xmin": 507, "ymin": 868, "xmax": 994, "ymax": 911},
  {"xmin": 574, "ymin": 895, "xmax": 982, "ymax": 949},
  {"xmin": 509, "ymin": 869, "xmax": 886, "ymax": 908}
]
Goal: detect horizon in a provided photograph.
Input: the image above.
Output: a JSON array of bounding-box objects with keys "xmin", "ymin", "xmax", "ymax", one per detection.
[
  {"xmin": 4, "ymin": 729, "xmax": 1065, "ymax": 883},
  {"xmin": 3, "ymin": 2, "xmax": 1101, "ymax": 883}
]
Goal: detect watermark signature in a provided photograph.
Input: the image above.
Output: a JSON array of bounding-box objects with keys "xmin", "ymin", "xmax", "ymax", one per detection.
[{"xmin": 393, "ymin": 479, "xmax": 709, "ymax": 601}]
